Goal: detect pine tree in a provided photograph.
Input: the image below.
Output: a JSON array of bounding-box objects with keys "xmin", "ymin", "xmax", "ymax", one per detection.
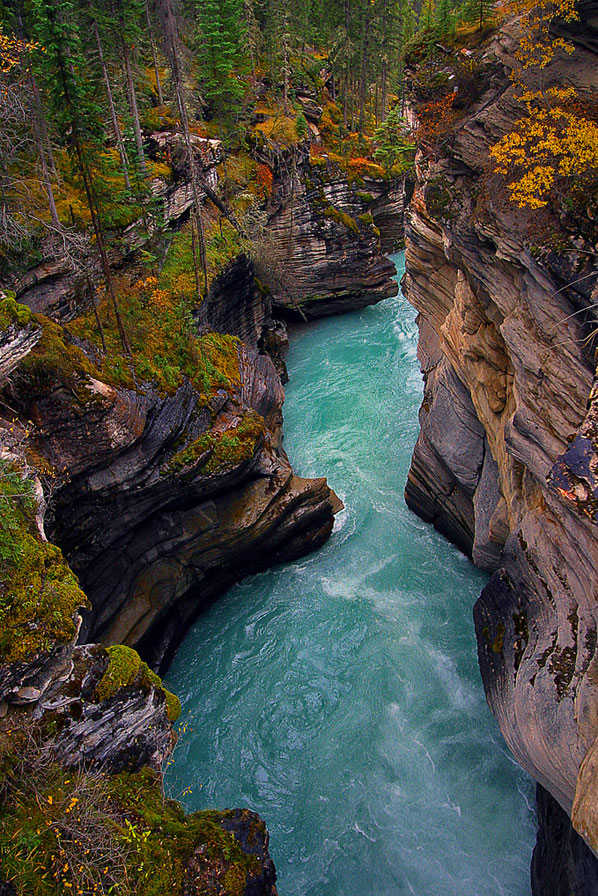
[
  {"xmin": 144, "ymin": 0, "xmax": 164, "ymax": 105},
  {"xmin": 28, "ymin": 0, "xmax": 131, "ymax": 353},
  {"xmin": 193, "ymin": 0, "xmax": 247, "ymax": 118},
  {"xmin": 112, "ymin": 0, "xmax": 147, "ymax": 177},
  {"xmin": 87, "ymin": 0, "xmax": 132, "ymax": 192}
]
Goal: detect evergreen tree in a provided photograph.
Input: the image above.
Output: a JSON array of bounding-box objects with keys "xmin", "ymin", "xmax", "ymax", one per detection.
[
  {"xmin": 28, "ymin": 0, "xmax": 131, "ymax": 353},
  {"xmin": 86, "ymin": 0, "xmax": 132, "ymax": 192},
  {"xmin": 193, "ymin": 0, "xmax": 247, "ymax": 118}
]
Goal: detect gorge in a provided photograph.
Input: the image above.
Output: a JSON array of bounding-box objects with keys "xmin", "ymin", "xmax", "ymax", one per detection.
[
  {"xmin": 1, "ymin": 0, "xmax": 598, "ymax": 893},
  {"xmin": 165, "ymin": 253, "xmax": 537, "ymax": 896}
]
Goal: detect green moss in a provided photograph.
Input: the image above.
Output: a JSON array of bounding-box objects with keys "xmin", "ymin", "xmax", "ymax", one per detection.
[
  {"xmin": 357, "ymin": 212, "xmax": 374, "ymax": 226},
  {"xmin": 158, "ymin": 218, "xmax": 241, "ymax": 301},
  {"xmin": 425, "ymin": 174, "xmax": 458, "ymax": 223},
  {"xmin": 0, "ymin": 459, "xmax": 86, "ymax": 666},
  {"xmin": 17, "ymin": 315, "xmax": 99, "ymax": 399},
  {"xmin": 0, "ymin": 295, "xmax": 33, "ymax": 331},
  {"xmin": 0, "ymin": 751, "xmax": 260, "ymax": 896},
  {"xmin": 223, "ymin": 863, "xmax": 247, "ymax": 895},
  {"xmin": 491, "ymin": 622, "xmax": 505, "ymax": 654},
  {"xmin": 356, "ymin": 191, "xmax": 374, "ymax": 204},
  {"xmin": 512, "ymin": 610, "xmax": 529, "ymax": 672},
  {"xmin": 323, "ymin": 205, "xmax": 359, "ymax": 233},
  {"xmin": 166, "ymin": 410, "xmax": 265, "ymax": 477},
  {"xmin": 96, "ymin": 645, "xmax": 181, "ymax": 722},
  {"xmin": 69, "ymin": 275, "xmax": 241, "ymax": 398}
]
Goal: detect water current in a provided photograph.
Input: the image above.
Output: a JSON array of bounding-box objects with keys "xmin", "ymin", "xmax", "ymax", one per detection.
[{"xmin": 165, "ymin": 252, "xmax": 537, "ymax": 896}]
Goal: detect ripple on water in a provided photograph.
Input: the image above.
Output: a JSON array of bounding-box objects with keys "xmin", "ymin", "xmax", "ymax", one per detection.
[{"xmin": 165, "ymin": 253, "xmax": 536, "ymax": 896}]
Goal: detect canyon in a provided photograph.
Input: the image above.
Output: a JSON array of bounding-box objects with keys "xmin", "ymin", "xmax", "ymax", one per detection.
[{"xmin": 2, "ymin": 6, "xmax": 598, "ymax": 890}]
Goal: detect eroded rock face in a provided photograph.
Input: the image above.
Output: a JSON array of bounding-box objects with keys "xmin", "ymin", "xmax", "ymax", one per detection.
[
  {"xmin": 403, "ymin": 6, "xmax": 598, "ymax": 882},
  {"xmin": 263, "ymin": 149, "xmax": 405, "ymax": 318},
  {"xmin": 532, "ymin": 785, "xmax": 598, "ymax": 896},
  {"xmin": 4, "ymin": 333, "xmax": 336, "ymax": 674}
]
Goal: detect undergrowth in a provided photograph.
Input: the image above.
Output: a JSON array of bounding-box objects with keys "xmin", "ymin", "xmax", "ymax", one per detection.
[
  {"xmin": 0, "ymin": 730, "xmax": 261, "ymax": 896},
  {"xmin": 0, "ymin": 458, "xmax": 85, "ymax": 665}
]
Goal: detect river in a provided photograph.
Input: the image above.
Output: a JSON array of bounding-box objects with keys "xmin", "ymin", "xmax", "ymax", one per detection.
[{"xmin": 165, "ymin": 252, "xmax": 536, "ymax": 896}]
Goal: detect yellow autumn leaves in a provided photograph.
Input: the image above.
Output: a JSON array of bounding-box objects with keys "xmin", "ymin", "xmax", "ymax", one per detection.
[
  {"xmin": 489, "ymin": 0, "xmax": 598, "ymax": 209},
  {"xmin": 0, "ymin": 25, "xmax": 36, "ymax": 73},
  {"xmin": 490, "ymin": 89, "xmax": 598, "ymax": 208}
]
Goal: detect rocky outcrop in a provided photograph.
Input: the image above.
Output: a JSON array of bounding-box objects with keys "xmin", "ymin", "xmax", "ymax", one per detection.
[
  {"xmin": 13, "ymin": 156, "xmax": 220, "ymax": 323},
  {"xmin": 403, "ymin": 5, "xmax": 598, "ymax": 887},
  {"xmin": 204, "ymin": 253, "xmax": 270, "ymax": 346},
  {"xmin": 3, "ymin": 324, "xmax": 336, "ymax": 675},
  {"xmin": 185, "ymin": 810, "xmax": 278, "ymax": 896},
  {"xmin": 262, "ymin": 148, "xmax": 404, "ymax": 318},
  {"xmin": 0, "ymin": 315, "xmax": 289, "ymax": 896},
  {"xmin": 532, "ymin": 785, "xmax": 598, "ymax": 896}
]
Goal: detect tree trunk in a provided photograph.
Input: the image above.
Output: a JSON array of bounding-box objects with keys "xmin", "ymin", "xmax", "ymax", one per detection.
[
  {"xmin": 40, "ymin": 149, "xmax": 60, "ymax": 229},
  {"xmin": 86, "ymin": 274, "xmax": 107, "ymax": 352},
  {"xmin": 358, "ymin": 4, "xmax": 371, "ymax": 135},
  {"xmin": 343, "ymin": 0, "xmax": 349, "ymax": 129},
  {"xmin": 145, "ymin": 0, "xmax": 164, "ymax": 105},
  {"xmin": 31, "ymin": 77, "xmax": 59, "ymax": 180},
  {"xmin": 29, "ymin": 72, "xmax": 61, "ymax": 227},
  {"xmin": 90, "ymin": 3, "xmax": 131, "ymax": 192},
  {"xmin": 157, "ymin": 0, "xmax": 208, "ymax": 298},
  {"xmin": 76, "ymin": 143, "xmax": 131, "ymax": 355},
  {"xmin": 190, "ymin": 216, "xmax": 202, "ymax": 302},
  {"xmin": 381, "ymin": 60, "xmax": 387, "ymax": 123},
  {"xmin": 282, "ymin": 3, "xmax": 289, "ymax": 114},
  {"xmin": 122, "ymin": 38, "xmax": 147, "ymax": 177},
  {"xmin": 380, "ymin": 0, "xmax": 389, "ymax": 122}
]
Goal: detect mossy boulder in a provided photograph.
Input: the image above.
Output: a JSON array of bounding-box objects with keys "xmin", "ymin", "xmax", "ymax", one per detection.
[
  {"xmin": 0, "ymin": 295, "xmax": 33, "ymax": 332},
  {"xmin": 96, "ymin": 644, "xmax": 181, "ymax": 722}
]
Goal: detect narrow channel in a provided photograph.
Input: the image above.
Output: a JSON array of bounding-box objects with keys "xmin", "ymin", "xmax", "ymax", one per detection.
[{"xmin": 165, "ymin": 252, "xmax": 537, "ymax": 896}]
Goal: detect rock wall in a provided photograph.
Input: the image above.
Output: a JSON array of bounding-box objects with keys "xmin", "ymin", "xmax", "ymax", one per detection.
[
  {"xmin": 2, "ymin": 317, "xmax": 336, "ymax": 676},
  {"xmin": 403, "ymin": 6, "xmax": 598, "ymax": 888},
  {"xmin": 262, "ymin": 148, "xmax": 405, "ymax": 318}
]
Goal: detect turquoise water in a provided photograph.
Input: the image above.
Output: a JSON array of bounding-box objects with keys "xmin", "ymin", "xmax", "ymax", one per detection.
[{"xmin": 165, "ymin": 253, "xmax": 536, "ymax": 895}]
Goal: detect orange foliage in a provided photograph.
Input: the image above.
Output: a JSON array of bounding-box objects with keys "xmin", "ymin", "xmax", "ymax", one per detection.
[
  {"xmin": 415, "ymin": 93, "xmax": 458, "ymax": 148},
  {"xmin": 346, "ymin": 157, "xmax": 386, "ymax": 178},
  {"xmin": 256, "ymin": 163, "xmax": 273, "ymax": 198}
]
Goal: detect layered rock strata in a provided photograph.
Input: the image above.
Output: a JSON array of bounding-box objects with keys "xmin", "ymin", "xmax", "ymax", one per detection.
[
  {"xmin": 262, "ymin": 148, "xmax": 405, "ymax": 318},
  {"xmin": 2, "ymin": 322, "xmax": 336, "ymax": 675},
  {"xmin": 403, "ymin": 5, "xmax": 598, "ymax": 886}
]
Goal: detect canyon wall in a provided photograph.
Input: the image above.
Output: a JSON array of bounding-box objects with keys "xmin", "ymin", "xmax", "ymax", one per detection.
[
  {"xmin": 260, "ymin": 146, "xmax": 406, "ymax": 318},
  {"xmin": 403, "ymin": 5, "xmax": 598, "ymax": 887}
]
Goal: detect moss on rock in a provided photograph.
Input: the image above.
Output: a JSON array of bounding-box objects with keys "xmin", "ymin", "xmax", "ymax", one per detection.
[
  {"xmin": 166, "ymin": 410, "xmax": 265, "ymax": 477},
  {"xmin": 323, "ymin": 205, "xmax": 359, "ymax": 233},
  {"xmin": 96, "ymin": 644, "xmax": 181, "ymax": 722},
  {"xmin": 0, "ymin": 748, "xmax": 268, "ymax": 896},
  {"xmin": 0, "ymin": 295, "xmax": 33, "ymax": 332},
  {"xmin": 16, "ymin": 314, "xmax": 98, "ymax": 399},
  {"xmin": 0, "ymin": 459, "xmax": 86, "ymax": 666}
]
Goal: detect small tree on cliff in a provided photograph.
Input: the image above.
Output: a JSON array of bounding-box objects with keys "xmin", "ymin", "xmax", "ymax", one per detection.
[{"xmin": 489, "ymin": 0, "xmax": 598, "ymax": 210}]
